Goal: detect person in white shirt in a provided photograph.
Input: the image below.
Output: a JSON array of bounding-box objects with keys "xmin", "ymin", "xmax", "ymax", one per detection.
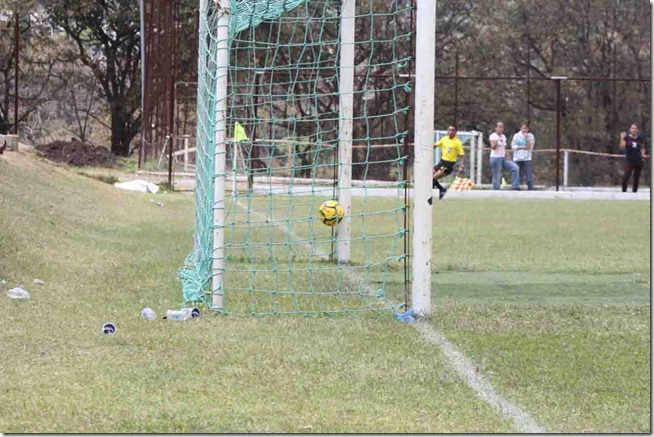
[
  {"xmin": 489, "ymin": 122, "xmax": 519, "ymax": 190},
  {"xmin": 511, "ymin": 123, "xmax": 536, "ymax": 190}
]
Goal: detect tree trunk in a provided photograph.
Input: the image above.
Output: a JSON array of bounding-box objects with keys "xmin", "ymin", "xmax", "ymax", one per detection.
[
  {"xmin": 110, "ymin": 106, "xmax": 137, "ymax": 157},
  {"xmin": 1, "ymin": 70, "xmax": 10, "ymax": 134}
]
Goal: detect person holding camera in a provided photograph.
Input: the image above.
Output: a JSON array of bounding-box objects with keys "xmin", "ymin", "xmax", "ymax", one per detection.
[{"xmin": 619, "ymin": 123, "xmax": 648, "ymax": 193}]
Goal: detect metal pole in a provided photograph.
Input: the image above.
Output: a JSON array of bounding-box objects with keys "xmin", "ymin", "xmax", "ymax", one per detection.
[
  {"xmin": 246, "ymin": 70, "xmax": 261, "ymax": 194},
  {"xmin": 611, "ymin": 5, "xmax": 617, "ymax": 138},
  {"xmin": 14, "ymin": 11, "xmax": 19, "ymax": 135},
  {"xmin": 167, "ymin": 134, "xmax": 173, "ymax": 186},
  {"xmin": 527, "ymin": 42, "xmax": 531, "ymax": 124},
  {"xmin": 554, "ymin": 77, "xmax": 563, "ymax": 192},
  {"xmin": 469, "ymin": 129, "xmax": 475, "ymax": 182},
  {"xmin": 167, "ymin": 1, "xmax": 175, "ymax": 188},
  {"xmin": 231, "ymin": 141, "xmax": 237, "ymax": 198},
  {"xmin": 337, "ymin": 0, "xmax": 354, "ymax": 265},
  {"xmin": 139, "ymin": 0, "xmax": 145, "ymax": 168},
  {"xmin": 401, "ymin": 0, "xmax": 415, "ymax": 312},
  {"xmin": 454, "ymin": 52, "xmax": 459, "ymax": 126},
  {"xmin": 212, "ymin": 0, "xmax": 230, "ymax": 310},
  {"xmin": 525, "ymin": 10, "xmax": 530, "ymax": 125},
  {"xmin": 412, "ymin": 0, "xmax": 436, "ymax": 316},
  {"xmin": 142, "ymin": 0, "xmax": 155, "ymax": 164},
  {"xmin": 252, "ymin": 73, "xmax": 259, "ymax": 151},
  {"xmin": 183, "ymin": 135, "xmax": 189, "ymax": 173},
  {"xmin": 476, "ymin": 132, "xmax": 483, "ymax": 185},
  {"xmin": 563, "ymin": 149, "xmax": 569, "ymax": 188}
]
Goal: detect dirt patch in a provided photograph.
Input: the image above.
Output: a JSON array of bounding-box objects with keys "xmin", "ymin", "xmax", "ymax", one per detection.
[{"xmin": 36, "ymin": 141, "xmax": 116, "ymax": 167}]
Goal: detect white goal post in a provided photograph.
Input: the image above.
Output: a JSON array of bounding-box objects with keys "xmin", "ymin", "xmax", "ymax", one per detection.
[
  {"xmin": 412, "ymin": 0, "xmax": 437, "ymax": 316},
  {"xmin": 211, "ymin": 0, "xmax": 230, "ymax": 310},
  {"xmin": 205, "ymin": 0, "xmax": 438, "ymax": 317}
]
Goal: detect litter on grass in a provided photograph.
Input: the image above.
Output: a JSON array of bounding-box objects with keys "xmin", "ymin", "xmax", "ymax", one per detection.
[
  {"xmin": 7, "ymin": 287, "xmax": 30, "ymax": 299},
  {"xmin": 394, "ymin": 308, "xmax": 415, "ymax": 324},
  {"xmin": 102, "ymin": 323, "xmax": 117, "ymax": 335},
  {"xmin": 141, "ymin": 308, "xmax": 157, "ymax": 320},
  {"xmin": 114, "ymin": 180, "xmax": 160, "ymax": 194}
]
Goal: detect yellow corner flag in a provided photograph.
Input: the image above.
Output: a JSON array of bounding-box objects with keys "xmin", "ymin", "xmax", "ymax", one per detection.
[{"xmin": 234, "ymin": 122, "xmax": 248, "ymax": 142}]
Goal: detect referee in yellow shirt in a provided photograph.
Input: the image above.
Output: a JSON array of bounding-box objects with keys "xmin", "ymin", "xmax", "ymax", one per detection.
[{"xmin": 429, "ymin": 125, "xmax": 466, "ymax": 204}]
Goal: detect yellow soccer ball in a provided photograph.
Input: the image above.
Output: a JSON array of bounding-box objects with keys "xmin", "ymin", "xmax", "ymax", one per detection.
[{"xmin": 318, "ymin": 200, "xmax": 344, "ymax": 226}]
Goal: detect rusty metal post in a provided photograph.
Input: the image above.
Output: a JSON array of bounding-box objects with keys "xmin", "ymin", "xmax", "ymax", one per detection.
[
  {"xmin": 14, "ymin": 11, "xmax": 19, "ymax": 135},
  {"xmin": 454, "ymin": 52, "xmax": 459, "ymax": 126},
  {"xmin": 553, "ymin": 77, "xmax": 567, "ymax": 191},
  {"xmin": 524, "ymin": 10, "xmax": 530, "ymax": 125},
  {"xmin": 556, "ymin": 79, "xmax": 561, "ymax": 191},
  {"xmin": 526, "ymin": 40, "xmax": 531, "ymax": 124},
  {"xmin": 139, "ymin": 0, "xmax": 145, "ymax": 167},
  {"xmin": 167, "ymin": 2, "xmax": 176, "ymax": 187},
  {"xmin": 142, "ymin": 0, "xmax": 177, "ymax": 165}
]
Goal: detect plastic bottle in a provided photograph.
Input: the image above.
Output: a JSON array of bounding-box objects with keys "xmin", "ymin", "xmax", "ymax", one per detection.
[
  {"xmin": 141, "ymin": 307, "xmax": 157, "ymax": 320},
  {"xmin": 7, "ymin": 287, "xmax": 30, "ymax": 299},
  {"xmin": 181, "ymin": 307, "xmax": 200, "ymax": 319},
  {"xmin": 165, "ymin": 310, "xmax": 190, "ymax": 321}
]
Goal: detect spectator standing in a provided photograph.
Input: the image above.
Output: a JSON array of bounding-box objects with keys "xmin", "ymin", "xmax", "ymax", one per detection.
[
  {"xmin": 619, "ymin": 123, "xmax": 648, "ymax": 193},
  {"xmin": 489, "ymin": 122, "xmax": 520, "ymax": 190},
  {"xmin": 511, "ymin": 124, "xmax": 535, "ymax": 190}
]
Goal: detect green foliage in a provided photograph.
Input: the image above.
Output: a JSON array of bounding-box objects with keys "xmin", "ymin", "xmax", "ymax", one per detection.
[
  {"xmin": 441, "ymin": 0, "xmax": 650, "ymax": 186},
  {"xmin": 0, "ymin": 8, "xmax": 63, "ymax": 135},
  {"xmin": 77, "ymin": 170, "xmax": 119, "ymax": 184},
  {"xmin": 46, "ymin": 0, "xmax": 142, "ymax": 156},
  {"xmin": 156, "ymin": 180, "xmax": 175, "ymax": 192}
]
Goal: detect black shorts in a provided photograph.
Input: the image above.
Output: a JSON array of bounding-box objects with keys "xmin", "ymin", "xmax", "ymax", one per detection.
[{"xmin": 434, "ymin": 160, "xmax": 456, "ymax": 176}]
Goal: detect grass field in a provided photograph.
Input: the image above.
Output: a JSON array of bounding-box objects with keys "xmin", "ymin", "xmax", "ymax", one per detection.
[{"xmin": 0, "ymin": 150, "xmax": 649, "ymax": 432}]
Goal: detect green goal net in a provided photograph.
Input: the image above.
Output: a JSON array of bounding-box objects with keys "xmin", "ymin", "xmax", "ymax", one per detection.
[{"xmin": 179, "ymin": 0, "xmax": 414, "ymax": 316}]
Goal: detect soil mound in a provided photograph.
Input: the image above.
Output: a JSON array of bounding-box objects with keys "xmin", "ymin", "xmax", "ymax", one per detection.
[{"xmin": 36, "ymin": 141, "xmax": 116, "ymax": 167}]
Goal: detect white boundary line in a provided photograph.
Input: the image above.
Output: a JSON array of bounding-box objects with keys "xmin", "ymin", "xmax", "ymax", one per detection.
[
  {"xmin": 414, "ymin": 320, "xmax": 546, "ymax": 433},
  {"xmin": 248, "ymin": 185, "xmax": 650, "ymax": 201}
]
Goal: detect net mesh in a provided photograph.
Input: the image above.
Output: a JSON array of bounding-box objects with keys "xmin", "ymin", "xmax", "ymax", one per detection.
[{"xmin": 179, "ymin": 0, "xmax": 413, "ymax": 315}]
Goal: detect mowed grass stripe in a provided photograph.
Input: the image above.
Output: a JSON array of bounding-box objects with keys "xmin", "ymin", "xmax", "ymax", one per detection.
[{"xmin": 429, "ymin": 198, "xmax": 650, "ymax": 433}]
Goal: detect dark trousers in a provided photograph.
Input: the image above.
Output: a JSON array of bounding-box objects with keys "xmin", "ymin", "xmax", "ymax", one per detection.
[
  {"xmin": 515, "ymin": 160, "xmax": 534, "ymax": 190},
  {"xmin": 622, "ymin": 160, "xmax": 643, "ymax": 192}
]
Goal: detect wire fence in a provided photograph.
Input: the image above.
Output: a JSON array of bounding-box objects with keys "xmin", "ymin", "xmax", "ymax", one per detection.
[{"xmin": 161, "ymin": 137, "xmax": 648, "ymax": 190}]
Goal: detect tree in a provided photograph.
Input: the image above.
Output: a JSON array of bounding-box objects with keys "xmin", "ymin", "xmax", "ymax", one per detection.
[
  {"xmin": 47, "ymin": 0, "xmax": 142, "ymax": 156},
  {"xmin": 0, "ymin": 8, "xmax": 61, "ymax": 136},
  {"xmin": 53, "ymin": 59, "xmax": 106, "ymax": 143},
  {"xmin": 437, "ymin": 0, "xmax": 651, "ymax": 186}
]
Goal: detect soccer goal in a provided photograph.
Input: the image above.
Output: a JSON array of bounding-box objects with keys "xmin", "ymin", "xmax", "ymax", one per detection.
[{"xmin": 179, "ymin": 0, "xmax": 436, "ymax": 316}]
